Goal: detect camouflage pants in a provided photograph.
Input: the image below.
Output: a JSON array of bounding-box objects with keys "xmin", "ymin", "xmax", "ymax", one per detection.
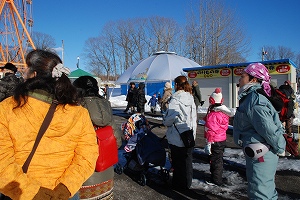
[{"xmin": 283, "ymin": 117, "xmax": 294, "ymax": 137}]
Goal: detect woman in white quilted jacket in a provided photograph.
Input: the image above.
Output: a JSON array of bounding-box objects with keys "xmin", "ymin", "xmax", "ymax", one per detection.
[{"xmin": 163, "ymin": 75, "xmax": 197, "ymax": 191}]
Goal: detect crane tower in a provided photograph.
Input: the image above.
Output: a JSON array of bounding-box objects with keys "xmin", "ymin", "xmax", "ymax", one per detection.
[{"xmin": 0, "ymin": 0, "xmax": 35, "ymax": 67}]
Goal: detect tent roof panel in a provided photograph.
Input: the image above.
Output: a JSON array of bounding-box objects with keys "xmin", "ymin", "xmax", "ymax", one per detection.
[{"xmin": 68, "ymin": 68, "xmax": 95, "ymax": 78}]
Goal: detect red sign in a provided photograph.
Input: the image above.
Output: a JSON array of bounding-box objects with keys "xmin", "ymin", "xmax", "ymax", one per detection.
[
  {"xmin": 276, "ymin": 65, "xmax": 290, "ymax": 73},
  {"xmin": 188, "ymin": 72, "xmax": 197, "ymax": 78},
  {"xmin": 220, "ymin": 69, "xmax": 231, "ymax": 76},
  {"xmin": 234, "ymin": 68, "xmax": 244, "ymax": 76}
]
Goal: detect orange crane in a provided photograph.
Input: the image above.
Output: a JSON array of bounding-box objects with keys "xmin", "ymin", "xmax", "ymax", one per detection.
[{"xmin": 0, "ymin": 0, "xmax": 36, "ymax": 67}]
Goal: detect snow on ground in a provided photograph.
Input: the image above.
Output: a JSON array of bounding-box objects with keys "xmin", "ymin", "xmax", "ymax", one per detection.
[{"xmin": 111, "ymin": 95, "xmax": 300, "ymax": 172}]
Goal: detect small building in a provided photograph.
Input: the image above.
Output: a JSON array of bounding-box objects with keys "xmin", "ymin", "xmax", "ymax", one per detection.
[
  {"xmin": 68, "ymin": 68, "xmax": 101, "ymax": 84},
  {"xmin": 183, "ymin": 59, "xmax": 297, "ymax": 108}
]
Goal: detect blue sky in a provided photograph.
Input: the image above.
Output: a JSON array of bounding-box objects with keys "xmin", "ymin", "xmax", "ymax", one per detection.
[{"xmin": 32, "ymin": 0, "xmax": 300, "ymax": 72}]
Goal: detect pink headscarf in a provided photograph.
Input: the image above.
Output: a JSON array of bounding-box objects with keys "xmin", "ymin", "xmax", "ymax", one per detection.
[{"xmin": 244, "ymin": 63, "xmax": 271, "ymax": 97}]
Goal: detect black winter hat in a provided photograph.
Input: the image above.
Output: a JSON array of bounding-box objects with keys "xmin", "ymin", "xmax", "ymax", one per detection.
[
  {"xmin": 138, "ymin": 82, "xmax": 145, "ymax": 89},
  {"xmin": 73, "ymin": 76, "xmax": 99, "ymax": 94},
  {"xmin": 0, "ymin": 62, "xmax": 17, "ymax": 73}
]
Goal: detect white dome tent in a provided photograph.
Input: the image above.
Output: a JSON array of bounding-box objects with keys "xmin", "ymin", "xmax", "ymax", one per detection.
[{"xmin": 116, "ymin": 51, "xmax": 201, "ymax": 95}]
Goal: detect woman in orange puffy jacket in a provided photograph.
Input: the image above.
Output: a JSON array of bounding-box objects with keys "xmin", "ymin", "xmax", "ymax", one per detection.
[{"xmin": 0, "ymin": 49, "xmax": 98, "ymax": 200}]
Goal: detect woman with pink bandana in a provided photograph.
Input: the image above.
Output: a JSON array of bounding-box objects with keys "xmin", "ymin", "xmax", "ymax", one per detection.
[{"xmin": 233, "ymin": 63, "xmax": 286, "ymax": 199}]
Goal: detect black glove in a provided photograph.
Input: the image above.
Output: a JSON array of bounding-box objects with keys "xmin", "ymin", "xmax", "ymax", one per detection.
[
  {"xmin": 53, "ymin": 183, "xmax": 71, "ymax": 200},
  {"xmin": 32, "ymin": 187, "xmax": 55, "ymax": 200},
  {"xmin": 200, "ymin": 101, "xmax": 205, "ymax": 106}
]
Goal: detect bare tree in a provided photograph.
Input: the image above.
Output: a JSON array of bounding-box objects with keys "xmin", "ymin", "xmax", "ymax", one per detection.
[
  {"xmin": 295, "ymin": 53, "xmax": 300, "ymax": 78},
  {"xmin": 95, "ymin": 17, "xmax": 180, "ymax": 76},
  {"xmin": 83, "ymin": 2, "xmax": 251, "ymax": 79},
  {"xmin": 130, "ymin": 18, "xmax": 148, "ymax": 61},
  {"xmin": 278, "ymin": 46, "xmax": 295, "ymax": 60},
  {"xmin": 260, "ymin": 45, "xmax": 295, "ymax": 61},
  {"xmin": 114, "ymin": 20, "xmax": 139, "ymax": 71},
  {"xmin": 83, "ymin": 36, "xmax": 113, "ymax": 80},
  {"xmin": 102, "ymin": 22, "xmax": 119, "ymax": 80},
  {"xmin": 295, "ymin": 53, "xmax": 300, "ymax": 68},
  {"xmin": 262, "ymin": 46, "xmax": 277, "ymax": 61},
  {"xmin": 185, "ymin": 1, "xmax": 249, "ymax": 65},
  {"xmin": 31, "ymin": 31, "xmax": 56, "ymax": 50},
  {"xmin": 147, "ymin": 16, "xmax": 179, "ymax": 53}
]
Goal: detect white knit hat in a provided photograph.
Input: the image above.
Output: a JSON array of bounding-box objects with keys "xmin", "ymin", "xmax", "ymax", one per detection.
[
  {"xmin": 209, "ymin": 88, "xmax": 223, "ymax": 104},
  {"xmin": 165, "ymin": 82, "xmax": 171, "ymax": 89}
]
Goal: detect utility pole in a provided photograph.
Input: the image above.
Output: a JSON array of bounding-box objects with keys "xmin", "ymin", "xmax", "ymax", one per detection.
[
  {"xmin": 62, "ymin": 40, "xmax": 64, "ymax": 64},
  {"xmin": 262, "ymin": 47, "xmax": 267, "ymax": 61},
  {"xmin": 77, "ymin": 56, "xmax": 80, "ymax": 68}
]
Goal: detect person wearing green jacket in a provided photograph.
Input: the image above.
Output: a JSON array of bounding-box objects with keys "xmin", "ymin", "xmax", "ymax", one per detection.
[
  {"xmin": 192, "ymin": 80, "xmax": 202, "ymax": 111},
  {"xmin": 73, "ymin": 75, "xmax": 123, "ymax": 200}
]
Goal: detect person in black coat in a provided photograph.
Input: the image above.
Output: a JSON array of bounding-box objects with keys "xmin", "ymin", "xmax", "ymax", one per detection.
[
  {"xmin": 136, "ymin": 82, "xmax": 147, "ymax": 115},
  {"xmin": 0, "ymin": 62, "xmax": 22, "ymax": 102},
  {"xmin": 124, "ymin": 82, "xmax": 137, "ymax": 113}
]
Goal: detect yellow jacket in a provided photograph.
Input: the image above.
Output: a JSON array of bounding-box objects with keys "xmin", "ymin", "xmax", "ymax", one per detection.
[{"xmin": 0, "ymin": 95, "xmax": 98, "ymax": 199}]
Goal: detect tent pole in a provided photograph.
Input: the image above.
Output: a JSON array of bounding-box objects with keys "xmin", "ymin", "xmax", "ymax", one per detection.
[{"xmin": 109, "ymin": 87, "xmax": 115, "ymax": 99}]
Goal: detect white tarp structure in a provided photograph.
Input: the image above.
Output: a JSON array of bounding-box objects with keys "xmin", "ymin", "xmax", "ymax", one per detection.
[{"xmin": 116, "ymin": 51, "xmax": 201, "ymax": 84}]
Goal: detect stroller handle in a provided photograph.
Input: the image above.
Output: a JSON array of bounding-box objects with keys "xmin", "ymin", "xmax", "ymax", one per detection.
[
  {"xmin": 148, "ymin": 124, "xmax": 166, "ymax": 140},
  {"xmin": 149, "ymin": 124, "xmax": 164, "ymax": 131}
]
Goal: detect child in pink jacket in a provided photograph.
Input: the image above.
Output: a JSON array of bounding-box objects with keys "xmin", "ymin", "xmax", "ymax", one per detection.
[{"xmin": 203, "ymin": 88, "xmax": 233, "ymax": 186}]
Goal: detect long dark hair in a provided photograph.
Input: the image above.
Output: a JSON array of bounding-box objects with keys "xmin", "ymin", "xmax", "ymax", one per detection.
[
  {"xmin": 174, "ymin": 76, "xmax": 192, "ymax": 94},
  {"xmin": 13, "ymin": 49, "xmax": 78, "ymax": 107}
]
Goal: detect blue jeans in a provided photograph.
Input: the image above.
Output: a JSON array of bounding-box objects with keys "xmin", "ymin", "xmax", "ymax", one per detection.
[{"xmin": 69, "ymin": 192, "xmax": 80, "ymax": 200}]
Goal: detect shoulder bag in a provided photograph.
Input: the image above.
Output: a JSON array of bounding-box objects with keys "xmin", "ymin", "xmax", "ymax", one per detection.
[
  {"xmin": 173, "ymin": 105, "xmax": 195, "ymax": 148},
  {"xmin": 174, "ymin": 124, "xmax": 195, "ymax": 148},
  {"xmin": 95, "ymin": 126, "xmax": 118, "ymax": 172}
]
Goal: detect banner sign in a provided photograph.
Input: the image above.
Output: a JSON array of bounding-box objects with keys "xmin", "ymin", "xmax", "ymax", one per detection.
[
  {"xmin": 188, "ymin": 64, "xmax": 292, "ymax": 79},
  {"xmin": 188, "ymin": 68, "xmax": 231, "ymax": 79},
  {"xmin": 233, "ymin": 64, "xmax": 291, "ymax": 76}
]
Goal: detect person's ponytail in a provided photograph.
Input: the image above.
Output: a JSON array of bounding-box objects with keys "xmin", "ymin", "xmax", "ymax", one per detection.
[
  {"xmin": 54, "ymin": 73, "xmax": 79, "ymax": 105},
  {"xmin": 183, "ymin": 81, "xmax": 192, "ymax": 94},
  {"xmin": 174, "ymin": 76, "xmax": 192, "ymax": 94}
]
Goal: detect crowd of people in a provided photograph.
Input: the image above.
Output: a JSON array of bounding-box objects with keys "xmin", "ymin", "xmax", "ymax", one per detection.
[
  {"xmin": 120, "ymin": 63, "xmax": 296, "ymax": 199},
  {"xmin": 0, "ymin": 51, "xmax": 297, "ymax": 200}
]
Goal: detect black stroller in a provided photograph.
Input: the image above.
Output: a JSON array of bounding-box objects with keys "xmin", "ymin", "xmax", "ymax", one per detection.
[{"xmin": 120, "ymin": 113, "xmax": 169, "ymax": 186}]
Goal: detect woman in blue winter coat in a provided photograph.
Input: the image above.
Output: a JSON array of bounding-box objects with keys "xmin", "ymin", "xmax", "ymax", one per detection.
[
  {"xmin": 233, "ymin": 63, "xmax": 286, "ymax": 200},
  {"xmin": 163, "ymin": 76, "xmax": 197, "ymax": 191}
]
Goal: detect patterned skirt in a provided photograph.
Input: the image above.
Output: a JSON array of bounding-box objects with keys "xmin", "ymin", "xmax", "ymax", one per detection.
[{"xmin": 79, "ymin": 179, "xmax": 114, "ymax": 200}]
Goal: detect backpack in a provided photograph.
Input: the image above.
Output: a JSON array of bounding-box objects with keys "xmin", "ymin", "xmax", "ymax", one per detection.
[
  {"xmin": 82, "ymin": 96, "xmax": 113, "ymax": 127},
  {"xmin": 275, "ymin": 89, "xmax": 293, "ymax": 122}
]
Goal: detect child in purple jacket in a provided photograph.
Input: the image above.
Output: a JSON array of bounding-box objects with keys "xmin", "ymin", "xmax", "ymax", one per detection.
[{"xmin": 203, "ymin": 88, "xmax": 233, "ymax": 186}]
